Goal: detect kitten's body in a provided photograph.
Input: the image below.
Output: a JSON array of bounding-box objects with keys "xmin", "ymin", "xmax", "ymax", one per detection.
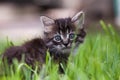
[
  {"xmin": 2, "ymin": 38, "xmax": 47, "ymax": 68},
  {"xmin": 2, "ymin": 11, "xmax": 86, "ymax": 69}
]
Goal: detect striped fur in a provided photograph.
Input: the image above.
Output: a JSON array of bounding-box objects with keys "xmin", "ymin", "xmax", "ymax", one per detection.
[{"xmin": 44, "ymin": 17, "xmax": 86, "ymax": 56}]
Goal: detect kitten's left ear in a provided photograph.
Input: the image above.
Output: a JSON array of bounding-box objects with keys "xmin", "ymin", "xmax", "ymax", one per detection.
[{"xmin": 71, "ymin": 11, "xmax": 85, "ymax": 28}]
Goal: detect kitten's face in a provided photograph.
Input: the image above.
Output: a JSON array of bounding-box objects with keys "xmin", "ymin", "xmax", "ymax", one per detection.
[{"xmin": 41, "ymin": 11, "xmax": 86, "ymax": 54}]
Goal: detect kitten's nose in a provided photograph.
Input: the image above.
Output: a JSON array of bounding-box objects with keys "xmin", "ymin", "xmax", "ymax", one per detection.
[{"xmin": 63, "ymin": 41, "xmax": 69, "ymax": 47}]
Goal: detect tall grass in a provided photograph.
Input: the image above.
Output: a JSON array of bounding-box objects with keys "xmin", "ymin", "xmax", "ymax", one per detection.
[{"xmin": 0, "ymin": 21, "xmax": 120, "ymax": 80}]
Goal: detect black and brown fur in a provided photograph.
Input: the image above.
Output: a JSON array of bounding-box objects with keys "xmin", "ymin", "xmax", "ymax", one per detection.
[{"xmin": 2, "ymin": 38, "xmax": 47, "ymax": 69}]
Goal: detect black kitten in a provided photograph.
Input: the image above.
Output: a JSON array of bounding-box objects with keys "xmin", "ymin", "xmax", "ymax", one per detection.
[{"xmin": 2, "ymin": 11, "xmax": 86, "ymax": 69}]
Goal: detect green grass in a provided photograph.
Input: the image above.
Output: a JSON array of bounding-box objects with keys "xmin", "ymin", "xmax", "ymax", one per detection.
[{"xmin": 0, "ymin": 21, "xmax": 120, "ymax": 80}]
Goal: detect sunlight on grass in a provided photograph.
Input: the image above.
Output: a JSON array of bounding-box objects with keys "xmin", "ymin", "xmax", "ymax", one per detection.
[{"xmin": 0, "ymin": 21, "xmax": 120, "ymax": 80}]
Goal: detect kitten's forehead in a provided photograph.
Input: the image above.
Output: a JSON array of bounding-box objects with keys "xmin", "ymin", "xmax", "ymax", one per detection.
[{"xmin": 54, "ymin": 18, "xmax": 74, "ymax": 34}]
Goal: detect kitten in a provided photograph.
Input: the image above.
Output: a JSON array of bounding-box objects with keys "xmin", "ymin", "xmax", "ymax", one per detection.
[{"xmin": 2, "ymin": 11, "xmax": 86, "ymax": 69}]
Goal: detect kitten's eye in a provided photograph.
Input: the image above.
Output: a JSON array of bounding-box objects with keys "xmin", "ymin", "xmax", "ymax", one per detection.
[
  {"xmin": 69, "ymin": 33, "xmax": 75, "ymax": 40},
  {"xmin": 54, "ymin": 35, "xmax": 61, "ymax": 42}
]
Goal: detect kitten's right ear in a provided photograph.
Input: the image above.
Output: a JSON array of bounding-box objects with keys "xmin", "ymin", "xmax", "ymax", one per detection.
[
  {"xmin": 71, "ymin": 11, "xmax": 85, "ymax": 29},
  {"xmin": 40, "ymin": 16, "xmax": 55, "ymax": 33}
]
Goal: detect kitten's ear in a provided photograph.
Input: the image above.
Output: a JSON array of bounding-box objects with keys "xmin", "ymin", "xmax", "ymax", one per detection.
[
  {"xmin": 71, "ymin": 11, "xmax": 85, "ymax": 28},
  {"xmin": 40, "ymin": 16, "xmax": 55, "ymax": 33}
]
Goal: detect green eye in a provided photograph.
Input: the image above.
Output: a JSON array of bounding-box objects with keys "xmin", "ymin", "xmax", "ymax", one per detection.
[
  {"xmin": 69, "ymin": 33, "xmax": 75, "ymax": 40},
  {"xmin": 54, "ymin": 35, "xmax": 61, "ymax": 42}
]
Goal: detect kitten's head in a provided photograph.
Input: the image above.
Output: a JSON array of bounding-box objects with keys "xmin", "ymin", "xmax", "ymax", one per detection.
[{"xmin": 41, "ymin": 11, "xmax": 86, "ymax": 54}]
